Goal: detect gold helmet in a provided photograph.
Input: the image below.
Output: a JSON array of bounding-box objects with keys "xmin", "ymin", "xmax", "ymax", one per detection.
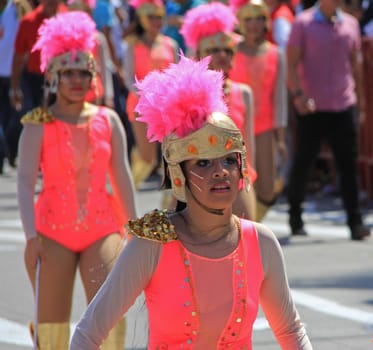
[
  {"xmin": 130, "ymin": 0, "xmax": 165, "ymax": 30},
  {"xmin": 231, "ymin": 0, "xmax": 270, "ymax": 35},
  {"xmin": 180, "ymin": 2, "xmax": 238, "ymax": 58},
  {"xmin": 135, "ymin": 55, "xmax": 250, "ymax": 203},
  {"xmin": 32, "ymin": 11, "xmax": 97, "ymax": 94}
]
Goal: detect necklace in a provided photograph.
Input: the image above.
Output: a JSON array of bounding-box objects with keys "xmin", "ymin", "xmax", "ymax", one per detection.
[
  {"xmin": 177, "ymin": 211, "xmax": 238, "ymax": 248},
  {"xmin": 177, "ymin": 218, "xmax": 249, "ymax": 348}
]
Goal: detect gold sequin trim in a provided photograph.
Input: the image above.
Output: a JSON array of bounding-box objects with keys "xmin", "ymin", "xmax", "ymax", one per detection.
[
  {"xmin": 126, "ymin": 209, "xmax": 178, "ymax": 243},
  {"xmin": 21, "ymin": 107, "xmax": 55, "ymax": 125}
]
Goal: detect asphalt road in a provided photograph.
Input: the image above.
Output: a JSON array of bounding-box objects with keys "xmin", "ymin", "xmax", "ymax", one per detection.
[{"xmin": 1, "ymin": 163, "xmax": 372, "ymax": 349}]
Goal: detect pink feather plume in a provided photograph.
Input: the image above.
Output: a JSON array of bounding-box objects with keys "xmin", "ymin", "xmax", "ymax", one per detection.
[
  {"xmin": 135, "ymin": 55, "xmax": 228, "ymax": 143},
  {"xmin": 229, "ymin": 0, "xmax": 249, "ymax": 12},
  {"xmin": 180, "ymin": 2, "xmax": 237, "ymax": 50},
  {"xmin": 32, "ymin": 11, "xmax": 97, "ymax": 72},
  {"xmin": 67, "ymin": 0, "xmax": 97, "ymax": 9},
  {"xmin": 129, "ymin": 0, "xmax": 163, "ymax": 9}
]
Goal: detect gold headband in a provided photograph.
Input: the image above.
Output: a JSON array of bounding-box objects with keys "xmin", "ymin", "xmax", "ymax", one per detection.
[
  {"xmin": 46, "ymin": 51, "xmax": 96, "ymax": 93},
  {"xmin": 237, "ymin": 2, "xmax": 270, "ymax": 34},
  {"xmin": 198, "ymin": 32, "xmax": 236, "ymax": 57},
  {"xmin": 137, "ymin": 3, "xmax": 165, "ymax": 30},
  {"xmin": 162, "ymin": 112, "xmax": 250, "ymax": 202}
]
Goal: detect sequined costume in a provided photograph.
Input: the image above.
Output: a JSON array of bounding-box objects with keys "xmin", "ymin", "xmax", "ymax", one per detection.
[
  {"xmin": 125, "ymin": 35, "xmax": 177, "ymax": 122},
  {"xmin": 225, "ymin": 80, "xmax": 256, "ymax": 171},
  {"xmin": 21, "ymin": 106, "xmax": 123, "ymax": 252},
  {"xmin": 230, "ymin": 43, "xmax": 284, "ymax": 136},
  {"xmin": 70, "ymin": 210, "xmax": 311, "ymax": 349}
]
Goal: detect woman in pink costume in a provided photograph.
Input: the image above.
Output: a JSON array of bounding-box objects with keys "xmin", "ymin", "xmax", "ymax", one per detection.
[
  {"xmin": 124, "ymin": 0, "xmax": 178, "ymax": 189},
  {"xmin": 230, "ymin": 0, "xmax": 288, "ymax": 221},
  {"xmin": 70, "ymin": 55, "xmax": 313, "ymax": 349},
  {"xmin": 68, "ymin": 0, "xmax": 115, "ymax": 107},
  {"xmin": 181, "ymin": 2, "xmax": 257, "ymax": 220},
  {"xmin": 17, "ymin": 11, "xmax": 136, "ymax": 349}
]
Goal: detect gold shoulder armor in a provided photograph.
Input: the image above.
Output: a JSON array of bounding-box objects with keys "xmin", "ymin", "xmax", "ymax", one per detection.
[
  {"xmin": 21, "ymin": 107, "xmax": 54, "ymax": 125},
  {"xmin": 126, "ymin": 209, "xmax": 178, "ymax": 243}
]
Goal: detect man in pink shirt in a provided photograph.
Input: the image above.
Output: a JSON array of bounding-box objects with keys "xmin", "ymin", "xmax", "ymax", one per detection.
[{"xmin": 286, "ymin": 0, "xmax": 371, "ymax": 240}]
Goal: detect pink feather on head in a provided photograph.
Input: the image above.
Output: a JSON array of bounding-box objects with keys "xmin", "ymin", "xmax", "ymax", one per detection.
[
  {"xmin": 229, "ymin": 0, "xmax": 249, "ymax": 13},
  {"xmin": 129, "ymin": 0, "xmax": 163, "ymax": 9},
  {"xmin": 180, "ymin": 2, "xmax": 237, "ymax": 51},
  {"xmin": 135, "ymin": 54, "xmax": 228, "ymax": 143},
  {"xmin": 32, "ymin": 11, "xmax": 97, "ymax": 72},
  {"xmin": 67, "ymin": 0, "xmax": 96, "ymax": 9}
]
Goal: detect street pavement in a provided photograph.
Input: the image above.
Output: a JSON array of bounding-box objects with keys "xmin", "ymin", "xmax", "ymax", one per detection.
[{"xmin": 0, "ymin": 161, "xmax": 373, "ymax": 350}]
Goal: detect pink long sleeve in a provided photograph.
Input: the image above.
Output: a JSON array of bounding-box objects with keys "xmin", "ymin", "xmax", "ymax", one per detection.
[{"xmin": 256, "ymin": 223, "xmax": 313, "ymax": 349}]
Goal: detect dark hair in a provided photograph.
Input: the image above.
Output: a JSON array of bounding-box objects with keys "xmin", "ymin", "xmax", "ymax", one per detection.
[{"xmin": 132, "ymin": 8, "xmax": 146, "ymax": 37}]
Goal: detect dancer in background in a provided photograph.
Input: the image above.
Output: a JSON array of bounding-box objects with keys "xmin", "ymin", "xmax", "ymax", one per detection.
[
  {"xmin": 230, "ymin": 0, "xmax": 288, "ymax": 221},
  {"xmin": 70, "ymin": 55, "xmax": 313, "ymax": 349},
  {"xmin": 180, "ymin": 1, "xmax": 257, "ymax": 219},
  {"xmin": 124, "ymin": 0, "xmax": 178, "ymax": 189},
  {"xmin": 68, "ymin": 0, "xmax": 115, "ymax": 107},
  {"xmin": 17, "ymin": 11, "xmax": 136, "ymax": 349}
]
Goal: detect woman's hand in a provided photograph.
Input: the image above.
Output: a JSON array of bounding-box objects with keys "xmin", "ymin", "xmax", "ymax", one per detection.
[
  {"xmin": 293, "ymin": 94, "xmax": 316, "ymax": 115},
  {"xmin": 277, "ymin": 141, "xmax": 288, "ymax": 166},
  {"xmin": 24, "ymin": 236, "xmax": 45, "ymax": 268}
]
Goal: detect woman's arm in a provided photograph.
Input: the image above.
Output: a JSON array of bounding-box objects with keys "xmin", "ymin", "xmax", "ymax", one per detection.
[
  {"xmin": 256, "ymin": 223, "xmax": 313, "ymax": 349},
  {"xmin": 273, "ymin": 47, "xmax": 288, "ymax": 130},
  {"xmin": 71, "ymin": 237, "xmax": 162, "ymax": 349},
  {"xmin": 240, "ymin": 83, "xmax": 255, "ymax": 167},
  {"xmin": 273, "ymin": 48, "xmax": 288, "ymax": 164},
  {"xmin": 107, "ymin": 108, "xmax": 137, "ymax": 222},
  {"xmin": 17, "ymin": 123, "xmax": 44, "ymax": 265},
  {"xmin": 96, "ymin": 32, "xmax": 114, "ymax": 106},
  {"xmin": 123, "ymin": 40, "xmax": 136, "ymax": 93}
]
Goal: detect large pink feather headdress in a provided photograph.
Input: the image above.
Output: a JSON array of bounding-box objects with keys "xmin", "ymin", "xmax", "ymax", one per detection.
[
  {"xmin": 135, "ymin": 54, "xmax": 228, "ymax": 143},
  {"xmin": 135, "ymin": 54, "xmax": 249, "ymax": 202},
  {"xmin": 32, "ymin": 11, "xmax": 96, "ymax": 73},
  {"xmin": 229, "ymin": 0, "xmax": 270, "ymax": 34},
  {"xmin": 180, "ymin": 2, "xmax": 237, "ymax": 51},
  {"xmin": 67, "ymin": 0, "xmax": 97, "ymax": 11},
  {"xmin": 229, "ymin": 0, "xmax": 248, "ymax": 13},
  {"xmin": 129, "ymin": 0, "xmax": 163, "ymax": 8}
]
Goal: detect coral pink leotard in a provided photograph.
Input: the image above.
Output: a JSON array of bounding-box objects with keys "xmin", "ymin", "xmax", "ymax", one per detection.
[
  {"xmin": 34, "ymin": 108, "xmax": 122, "ymax": 252},
  {"xmin": 226, "ymin": 81, "xmax": 245, "ymax": 132},
  {"xmin": 126, "ymin": 35, "xmax": 176, "ymax": 122},
  {"xmin": 226, "ymin": 81, "xmax": 257, "ymax": 183},
  {"xmin": 144, "ymin": 219, "xmax": 264, "ymax": 349},
  {"xmin": 230, "ymin": 43, "xmax": 278, "ymax": 136}
]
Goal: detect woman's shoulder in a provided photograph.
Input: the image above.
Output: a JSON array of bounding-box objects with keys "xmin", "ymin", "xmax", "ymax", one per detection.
[
  {"xmin": 21, "ymin": 107, "xmax": 54, "ymax": 125},
  {"xmin": 231, "ymin": 80, "xmax": 253, "ymax": 96},
  {"xmin": 87, "ymin": 104, "xmax": 118, "ymax": 122},
  {"xmin": 125, "ymin": 209, "xmax": 178, "ymax": 243},
  {"xmin": 124, "ymin": 34, "xmax": 139, "ymax": 47},
  {"xmin": 250, "ymin": 221, "xmax": 283, "ymax": 258},
  {"xmin": 239, "ymin": 219, "xmax": 279, "ymax": 244},
  {"xmin": 158, "ymin": 34, "xmax": 178, "ymax": 48}
]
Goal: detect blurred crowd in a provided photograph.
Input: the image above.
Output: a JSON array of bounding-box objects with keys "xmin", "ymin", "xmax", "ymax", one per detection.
[{"xmin": 0, "ymin": 0, "xmax": 372, "ymax": 238}]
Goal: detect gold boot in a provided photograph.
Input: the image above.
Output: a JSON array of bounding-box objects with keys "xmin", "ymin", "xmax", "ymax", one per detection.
[
  {"xmin": 130, "ymin": 148, "xmax": 154, "ymax": 190},
  {"xmin": 101, "ymin": 317, "xmax": 126, "ymax": 350},
  {"xmin": 30, "ymin": 322, "xmax": 70, "ymax": 350},
  {"xmin": 255, "ymin": 200, "xmax": 270, "ymax": 222}
]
